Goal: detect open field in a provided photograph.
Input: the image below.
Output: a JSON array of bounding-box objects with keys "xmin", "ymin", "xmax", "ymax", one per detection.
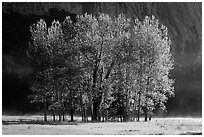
[{"xmin": 2, "ymin": 115, "xmax": 202, "ymax": 135}]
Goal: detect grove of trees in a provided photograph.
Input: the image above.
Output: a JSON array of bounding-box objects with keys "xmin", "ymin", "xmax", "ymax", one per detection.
[{"xmin": 27, "ymin": 13, "xmax": 174, "ymax": 122}]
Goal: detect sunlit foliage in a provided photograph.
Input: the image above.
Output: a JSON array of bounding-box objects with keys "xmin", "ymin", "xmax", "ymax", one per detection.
[{"xmin": 27, "ymin": 13, "xmax": 174, "ymax": 122}]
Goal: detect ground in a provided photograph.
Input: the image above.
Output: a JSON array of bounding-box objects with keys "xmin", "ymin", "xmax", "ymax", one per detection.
[{"xmin": 2, "ymin": 115, "xmax": 202, "ymax": 135}]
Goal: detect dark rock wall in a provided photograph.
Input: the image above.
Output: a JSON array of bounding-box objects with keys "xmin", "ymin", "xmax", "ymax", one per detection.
[{"xmin": 2, "ymin": 2, "xmax": 202, "ymax": 116}]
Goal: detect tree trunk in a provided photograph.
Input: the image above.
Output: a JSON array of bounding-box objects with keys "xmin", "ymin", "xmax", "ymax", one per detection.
[
  {"xmin": 81, "ymin": 106, "xmax": 87, "ymax": 122},
  {"xmin": 92, "ymin": 94, "xmax": 98, "ymax": 120},
  {"xmin": 98, "ymin": 116, "xmax": 101, "ymax": 121},
  {"xmin": 70, "ymin": 108, "xmax": 74, "ymax": 122},
  {"xmin": 125, "ymin": 65, "xmax": 130, "ymax": 122},
  {"xmin": 80, "ymin": 89, "xmax": 84, "ymax": 122},
  {"xmin": 92, "ymin": 99, "xmax": 98, "ymax": 121},
  {"xmin": 44, "ymin": 109, "xmax": 47, "ymax": 122},
  {"xmin": 92, "ymin": 95, "xmax": 103, "ymax": 121},
  {"xmin": 102, "ymin": 116, "xmax": 105, "ymax": 122},
  {"xmin": 84, "ymin": 107, "xmax": 87, "ymax": 122},
  {"xmin": 105, "ymin": 116, "xmax": 107, "ymax": 121},
  {"xmin": 137, "ymin": 49, "xmax": 143, "ymax": 122},
  {"xmin": 62, "ymin": 111, "xmax": 65, "ymax": 121},
  {"xmin": 91, "ymin": 62, "xmax": 101, "ymax": 121},
  {"xmin": 137, "ymin": 92, "xmax": 141, "ymax": 122},
  {"xmin": 53, "ymin": 111, "xmax": 55, "ymax": 122},
  {"xmin": 59, "ymin": 113, "xmax": 61, "ymax": 121},
  {"xmin": 144, "ymin": 106, "xmax": 148, "ymax": 122},
  {"xmin": 90, "ymin": 106, "xmax": 93, "ymax": 121},
  {"xmin": 145, "ymin": 76, "xmax": 150, "ymax": 122},
  {"xmin": 98, "ymin": 110, "xmax": 101, "ymax": 121},
  {"xmin": 81, "ymin": 105, "xmax": 84, "ymax": 122},
  {"xmin": 43, "ymin": 100, "xmax": 47, "ymax": 122},
  {"xmin": 123, "ymin": 115, "xmax": 126, "ymax": 122},
  {"xmin": 149, "ymin": 116, "xmax": 151, "ymax": 121},
  {"xmin": 81, "ymin": 108, "xmax": 84, "ymax": 122}
]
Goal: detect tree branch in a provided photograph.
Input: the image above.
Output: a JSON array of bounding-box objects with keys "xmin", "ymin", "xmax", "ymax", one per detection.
[
  {"xmin": 81, "ymin": 50, "xmax": 92, "ymax": 62},
  {"xmin": 102, "ymin": 61, "xmax": 114, "ymax": 82}
]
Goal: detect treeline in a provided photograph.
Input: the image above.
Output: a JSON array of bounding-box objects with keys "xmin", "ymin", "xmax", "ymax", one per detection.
[{"xmin": 27, "ymin": 13, "xmax": 174, "ymax": 122}]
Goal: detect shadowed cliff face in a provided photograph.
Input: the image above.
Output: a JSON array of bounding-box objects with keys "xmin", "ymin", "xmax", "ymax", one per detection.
[{"xmin": 2, "ymin": 2, "xmax": 202, "ymax": 116}]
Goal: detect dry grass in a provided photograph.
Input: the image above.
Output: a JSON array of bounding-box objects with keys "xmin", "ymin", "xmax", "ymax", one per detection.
[{"xmin": 2, "ymin": 115, "xmax": 202, "ymax": 135}]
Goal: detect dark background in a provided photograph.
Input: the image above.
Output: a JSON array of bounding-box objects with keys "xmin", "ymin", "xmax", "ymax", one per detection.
[{"xmin": 2, "ymin": 2, "xmax": 202, "ymax": 116}]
